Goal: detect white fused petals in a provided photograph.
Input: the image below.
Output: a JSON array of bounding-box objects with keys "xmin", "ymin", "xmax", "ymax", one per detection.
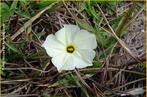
[{"xmin": 42, "ymin": 24, "xmax": 97, "ymax": 72}]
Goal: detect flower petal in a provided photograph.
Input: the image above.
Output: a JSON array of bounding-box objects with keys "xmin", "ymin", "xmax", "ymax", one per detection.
[
  {"xmin": 55, "ymin": 25, "xmax": 80, "ymax": 44},
  {"xmin": 55, "ymin": 27, "xmax": 66, "ymax": 45},
  {"xmin": 76, "ymin": 49, "xmax": 96, "ymax": 63},
  {"xmin": 64, "ymin": 25, "xmax": 80, "ymax": 44},
  {"xmin": 42, "ymin": 34, "xmax": 65, "ymax": 57},
  {"xmin": 72, "ymin": 51, "xmax": 93, "ymax": 68},
  {"xmin": 52, "ymin": 53, "xmax": 75, "ymax": 72},
  {"xmin": 74, "ymin": 29, "xmax": 97, "ymax": 49}
]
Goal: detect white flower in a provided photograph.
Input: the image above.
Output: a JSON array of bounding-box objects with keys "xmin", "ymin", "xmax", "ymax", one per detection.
[{"xmin": 42, "ymin": 24, "xmax": 97, "ymax": 72}]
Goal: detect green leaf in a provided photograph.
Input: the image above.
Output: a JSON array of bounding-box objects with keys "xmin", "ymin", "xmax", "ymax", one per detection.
[
  {"xmin": 1, "ymin": 2, "xmax": 9, "ymax": 12},
  {"xmin": 54, "ymin": 79, "xmax": 69, "ymax": 87},
  {"xmin": 110, "ymin": 13, "xmax": 126, "ymax": 30},
  {"xmin": 32, "ymin": 31, "xmax": 45, "ymax": 40},
  {"xmin": 33, "ymin": 1, "xmax": 62, "ymax": 13},
  {"xmin": 10, "ymin": 1, "xmax": 18, "ymax": 10},
  {"xmin": 70, "ymin": 74, "xmax": 82, "ymax": 87},
  {"xmin": 0, "ymin": 58, "xmax": 6, "ymax": 76},
  {"xmin": 109, "ymin": 2, "xmax": 137, "ymax": 44},
  {"xmin": 5, "ymin": 42, "xmax": 26, "ymax": 59},
  {"xmin": 8, "ymin": 1, "xmax": 18, "ymax": 18},
  {"xmin": 96, "ymin": 32, "xmax": 107, "ymax": 48},
  {"xmin": 1, "ymin": 2, "xmax": 10, "ymax": 24},
  {"xmin": 26, "ymin": 50, "xmax": 46, "ymax": 59},
  {"xmin": 64, "ymin": 73, "xmax": 82, "ymax": 87},
  {"xmin": 15, "ymin": 1, "xmax": 31, "ymax": 21},
  {"xmin": 25, "ymin": 25, "xmax": 32, "ymax": 40},
  {"xmin": 1, "ymin": 70, "xmax": 6, "ymax": 76},
  {"xmin": 93, "ymin": 61, "xmax": 102, "ymax": 67},
  {"xmin": 34, "ymin": 59, "xmax": 50, "ymax": 78},
  {"xmin": 15, "ymin": 10, "xmax": 30, "ymax": 20},
  {"xmin": 76, "ymin": 16, "xmax": 96, "ymax": 33},
  {"xmin": 34, "ymin": 1, "xmax": 54, "ymax": 8},
  {"xmin": 65, "ymin": 73, "xmax": 75, "ymax": 82},
  {"xmin": 116, "ymin": 3, "xmax": 137, "ymax": 36},
  {"xmin": 99, "ymin": 45, "xmax": 114, "ymax": 59},
  {"xmin": 46, "ymin": 2, "xmax": 62, "ymax": 13},
  {"xmin": 87, "ymin": 1, "xmax": 101, "ymax": 23},
  {"xmin": 6, "ymin": 54, "xmax": 25, "ymax": 61},
  {"xmin": 19, "ymin": 1, "xmax": 31, "ymax": 18},
  {"xmin": 1, "ymin": 1, "xmax": 18, "ymax": 25}
]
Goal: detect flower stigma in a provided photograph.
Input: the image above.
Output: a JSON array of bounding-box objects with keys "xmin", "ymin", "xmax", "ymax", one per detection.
[{"xmin": 66, "ymin": 46, "xmax": 75, "ymax": 53}]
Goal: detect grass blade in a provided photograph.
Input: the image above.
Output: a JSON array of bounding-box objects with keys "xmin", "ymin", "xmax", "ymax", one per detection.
[
  {"xmin": 5, "ymin": 42, "xmax": 26, "ymax": 59},
  {"xmin": 11, "ymin": 1, "xmax": 58, "ymax": 41}
]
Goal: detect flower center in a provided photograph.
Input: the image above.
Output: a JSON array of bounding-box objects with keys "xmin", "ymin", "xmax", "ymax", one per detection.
[{"xmin": 67, "ymin": 46, "xmax": 75, "ymax": 53}]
